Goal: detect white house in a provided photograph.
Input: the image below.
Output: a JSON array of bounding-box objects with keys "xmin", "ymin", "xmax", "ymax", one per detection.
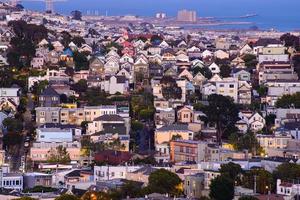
[
  {"xmin": 102, "ymin": 76, "xmax": 129, "ymax": 95},
  {"xmin": 208, "ymin": 63, "xmax": 220, "ymax": 74},
  {"xmin": 94, "ymin": 165, "xmax": 141, "ymax": 181}
]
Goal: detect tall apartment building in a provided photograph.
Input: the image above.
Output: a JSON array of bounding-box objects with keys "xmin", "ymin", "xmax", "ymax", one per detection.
[{"xmin": 177, "ymin": 10, "xmax": 197, "ymax": 22}]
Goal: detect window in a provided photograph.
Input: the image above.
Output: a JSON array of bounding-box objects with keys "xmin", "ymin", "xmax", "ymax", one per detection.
[{"xmin": 229, "ymin": 84, "xmax": 234, "ymax": 88}]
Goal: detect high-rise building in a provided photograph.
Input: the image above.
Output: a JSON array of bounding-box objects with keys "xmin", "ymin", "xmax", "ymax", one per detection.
[
  {"xmin": 156, "ymin": 12, "xmax": 167, "ymax": 19},
  {"xmin": 177, "ymin": 9, "xmax": 197, "ymax": 22}
]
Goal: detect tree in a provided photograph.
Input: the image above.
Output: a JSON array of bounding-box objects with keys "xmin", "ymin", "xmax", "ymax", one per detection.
[
  {"xmin": 72, "ymin": 79, "xmax": 88, "ymax": 94},
  {"xmin": 55, "ymin": 194, "xmax": 79, "ymax": 200},
  {"xmin": 202, "ymin": 94, "xmax": 239, "ymax": 144},
  {"xmin": 73, "ymin": 51, "xmax": 89, "ymax": 71},
  {"xmin": 209, "ymin": 175, "xmax": 234, "ymax": 200},
  {"xmin": 273, "ymin": 163, "xmax": 300, "ymax": 182},
  {"xmin": 242, "ymin": 168, "xmax": 273, "ymax": 194},
  {"xmin": 71, "ymin": 10, "xmax": 82, "ymax": 21},
  {"xmin": 276, "ymin": 92, "xmax": 300, "ymax": 108},
  {"xmin": 193, "ymin": 66, "xmax": 212, "ymax": 79},
  {"xmin": 220, "ymin": 162, "xmax": 242, "ymax": 182},
  {"xmin": 147, "ymin": 169, "xmax": 182, "ymax": 196},
  {"xmin": 31, "ymin": 80, "xmax": 48, "ymax": 95},
  {"xmin": 47, "ymin": 145, "xmax": 71, "ymax": 164},
  {"xmin": 280, "ymin": 33, "xmax": 300, "ymax": 50},
  {"xmin": 160, "ymin": 76, "xmax": 182, "ymax": 100},
  {"xmin": 7, "ymin": 20, "xmax": 48, "ymax": 69},
  {"xmin": 220, "ymin": 65, "xmax": 231, "ymax": 78},
  {"xmin": 239, "ymin": 196, "xmax": 259, "ymax": 200},
  {"xmin": 242, "ymin": 54, "xmax": 258, "ymax": 68},
  {"xmin": 72, "ymin": 36, "xmax": 85, "ymax": 47},
  {"xmin": 3, "ymin": 117, "xmax": 23, "ymax": 132}
]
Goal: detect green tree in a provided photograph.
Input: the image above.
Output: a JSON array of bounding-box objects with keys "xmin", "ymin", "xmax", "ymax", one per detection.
[
  {"xmin": 31, "ymin": 80, "xmax": 49, "ymax": 95},
  {"xmin": 209, "ymin": 175, "xmax": 234, "ymax": 200},
  {"xmin": 220, "ymin": 162, "xmax": 242, "ymax": 182},
  {"xmin": 47, "ymin": 145, "xmax": 71, "ymax": 164},
  {"xmin": 273, "ymin": 163, "xmax": 300, "ymax": 181},
  {"xmin": 276, "ymin": 92, "xmax": 300, "ymax": 108},
  {"xmin": 202, "ymin": 94, "xmax": 239, "ymax": 144},
  {"xmin": 74, "ymin": 51, "xmax": 89, "ymax": 71},
  {"xmin": 147, "ymin": 169, "xmax": 182, "ymax": 196},
  {"xmin": 160, "ymin": 76, "xmax": 182, "ymax": 100},
  {"xmin": 72, "ymin": 79, "xmax": 88, "ymax": 94},
  {"xmin": 220, "ymin": 65, "xmax": 231, "ymax": 78},
  {"xmin": 242, "ymin": 168, "xmax": 273, "ymax": 194},
  {"xmin": 242, "ymin": 54, "xmax": 258, "ymax": 68},
  {"xmin": 55, "ymin": 194, "xmax": 79, "ymax": 200},
  {"xmin": 3, "ymin": 117, "xmax": 23, "ymax": 132}
]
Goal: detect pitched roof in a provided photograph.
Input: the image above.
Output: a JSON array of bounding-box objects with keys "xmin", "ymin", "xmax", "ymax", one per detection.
[
  {"xmin": 94, "ymin": 114, "xmax": 124, "ymax": 122},
  {"xmin": 157, "ymin": 124, "xmax": 190, "ymax": 132},
  {"xmin": 41, "ymin": 86, "xmax": 59, "ymax": 96}
]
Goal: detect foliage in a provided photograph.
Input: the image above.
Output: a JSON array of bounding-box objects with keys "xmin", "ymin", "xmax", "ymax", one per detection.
[
  {"xmin": 276, "ymin": 92, "xmax": 300, "ymax": 108},
  {"xmin": 31, "ymin": 80, "xmax": 48, "ymax": 95},
  {"xmin": 72, "ymin": 79, "xmax": 88, "ymax": 94},
  {"xmin": 130, "ymin": 91, "xmax": 155, "ymax": 120},
  {"xmin": 256, "ymin": 85, "xmax": 268, "ymax": 97},
  {"xmin": 160, "ymin": 76, "xmax": 182, "ymax": 100},
  {"xmin": 201, "ymin": 94, "xmax": 239, "ymax": 144},
  {"xmin": 7, "ymin": 20, "xmax": 48, "ymax": 69},
  {"xmin": 47, "ymin": 145, "xmax": 71, "ymax": 164},
  {"xmin": 209, "ymin": 175, "xmax": 234, "ymax": 200},
  {"xmin": 192, "ymin": 66, "xmax": 212, "ymax": 79},
  {"xmin": 273, "ymin": 163, "xmax": 300, "ymax": 182},
  {"xmin": 131, "ymin": 121, "xmax": 144, "ymax": 132},
  {"xmin": 72, "ymin": 36, "xmax": 85, "ymax": 47},
  {"xmin": 220, "ymin": 162, "xmax": 242, "ymax": 182},
  {"xmin": 132, "ymin": 156, "xmax": 157, "ymax": 165},
  {"xmin": 2, "ymin": 117, "xmax": 23, "ymax": 132},
  {"xmin": 23, "ymin": 186, "xmax": 57, "ymax": 193},
  {"xmin": 229, "ymin": 132, "xmax": 263, "ymax": 155},
  {"xmin": 147, "ymin": 169, "xmax": 182, "ymax": 196},
  {"xmin": 220, "ymin": 65, "xmax": 231, "ymax": 78},
  {"xmin": 80, "ymin": 87, "xmax": 111, "ymax": 106},
  {"xmin": 243, "ymin": 54, "xmax": 258, "ymax": 68},
  {"xmin": 54, "ymin": 194, "xmax": 79, "ymax": 200},
  {"xmin": 110, "ymin": 180, "xmax": 143, "ymax": 199},
  {"xmin": 242, "ymin": 168, "xmax": 273, "ymax": 194},
  {"xmin": 74, "ymin": 51, "xmax": 89, "ymax": 71},
  {"xmin": 280, "ymin": 33, "xmax": 300, "ymax": 50}
]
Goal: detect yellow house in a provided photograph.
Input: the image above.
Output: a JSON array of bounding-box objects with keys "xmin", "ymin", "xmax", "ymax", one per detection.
[{"xmin": 155, "ymin": 124, "xmax": 194, "ymax": 145}]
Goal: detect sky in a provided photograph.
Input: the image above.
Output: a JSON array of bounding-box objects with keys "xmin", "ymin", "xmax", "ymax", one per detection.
[{"xmin": 20, "ymin": 0, "xmax": 300, "ymax": 30}]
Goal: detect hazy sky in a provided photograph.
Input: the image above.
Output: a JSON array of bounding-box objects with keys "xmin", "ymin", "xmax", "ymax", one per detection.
[{"xmin": 22, "ymin": 0, "xmax": 300, "ymax": 17}]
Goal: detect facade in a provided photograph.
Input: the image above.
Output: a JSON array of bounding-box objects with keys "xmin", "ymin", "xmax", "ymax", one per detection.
[
  {"xmin": 184, "ymin": 173, "xmax": 205, "ymax": 199},
  {"xmin": 177, "ymin": 10, "xmax": 197, "ymax": 22},
  {"xmin": 23, "ymin": 172, "xmax": 52, "ymax": 189}
]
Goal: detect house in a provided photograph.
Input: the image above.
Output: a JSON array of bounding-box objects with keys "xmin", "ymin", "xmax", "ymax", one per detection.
[
  {"xmin": 87, "ymin": 114, "xmax": 126, "ymax": 135},
  {"xmin": 30, "ymin": 57, "xmax": 45, "ymax": 69},
  {"xmin": 232, "ymin": 69, "xmax": 251, "ymax": 81},
  {"xmin": 154, "ymin": 108, "xmax": 175, "ymax": 129},
  {"xmin": 39, "ymin": 86, "xmax": 61, "ymax": 107},
  {"xmin": 214, "ymin": 50, "xmax": 229, "ymax": 60},
  {"xmin": 177, "ymin": 105, "xmax": 194, "ymax": 123},
  {"xmin": 208, "ymin": 63, "xmax": 220, "ymax": 74},
  {"xmin": 102, "ymin": 75, "xmax": 129, "ymax": 95},
  {"xmin": 239, "ymin": 44, "xmax": 253, "ymax": 55},
  {"xmin": 155, "ymin": 124, "xmax": 194, "ymax": 156},
  {"xmin": 23, "ymin": 172, "xmax": 52, "ymax": 189},
  {"xmin": 231, "ymin": 57, "xmax": 246, "ymax": 68},
  {"xmin": 94, "ymin": 165, "xmax": 141, "ymax": 181},
  {"xmin": 94, "ymin": 150, "xmax": 133, "ymax": 166},
  {"xmin": 215, "ymin": 77, "xmax": 239, "ymax": 103},
  {"xmin": 0, "ymin": 87, "xmax": 21, "ymax": 112},
  {"xmin": 184, "ymin": 173, "xmax": 205, "ymax": 199},
  {"xmin": 104, "ymin": 58, "xmax": 120, "ymax": 75},
  {"xmin": 238, "ymin": 81, "xmax": 252, "ymax": 105},
  {"xmin": 0, "ymin": 172, "xmax": 23, "ymax": 191},
  {"xmin": 89, "ymin": 57, "xmax": 105, "ymax": 76},
  {"xmin": 276, "ymin": 179, "xmax": 300, "ymax": 197},
  {"xmin": 237, "ymin": 111, "xmax": 266, "ymax": 133}
]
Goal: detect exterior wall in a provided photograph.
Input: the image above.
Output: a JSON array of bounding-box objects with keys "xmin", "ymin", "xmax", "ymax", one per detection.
[
  {"xmin": 30, "ymin": 142, "xmax": 81, "ymax": 162},
  {"xmin": 94, "ymin": 166, "xmax": 141, "ymax": 181},
  {"xmin": 1, "ymin": 175, "xmax": 23, "ymax": 190},
  {"xmin": 155, "ymin": 130, "xmax": 193, "ymax": 145},
  {"xmin": 36, "ymin": 128, "xmax": 73, "ymax": 142}
]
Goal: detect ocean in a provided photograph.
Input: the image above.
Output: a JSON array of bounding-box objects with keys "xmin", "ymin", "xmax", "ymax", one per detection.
[{"xmin": 21, "ymin": 0, "xmax": 300, "ymax": 31}]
